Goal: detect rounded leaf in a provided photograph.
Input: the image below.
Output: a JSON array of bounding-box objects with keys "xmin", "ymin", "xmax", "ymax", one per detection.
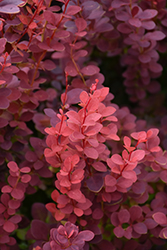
[
  {"xmin": 3, "ymin": 221, "xmax": 15, "ymax": 233},
  {"xmin": 133, "ymin": 222, "xmax": 147, "ymax": 234},
  {"xmin": 77, "ymin": 230, "xmax": 94, "ymax": 241},
  {"xmin": 11, "ymin": 188, "xmax": 24, "ymax": 200},
  {"xmin": 7, "ymin": 161, "xmax": 19, "ymax": 172},
  {"xmin": 152, "ymin": 212, "xmax": 167, "ymax": 225}
]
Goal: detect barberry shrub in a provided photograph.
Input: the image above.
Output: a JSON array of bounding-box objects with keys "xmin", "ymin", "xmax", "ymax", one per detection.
[{"xmin": 1, "ymin": 0, "xmax": 167, "ymax": 249}]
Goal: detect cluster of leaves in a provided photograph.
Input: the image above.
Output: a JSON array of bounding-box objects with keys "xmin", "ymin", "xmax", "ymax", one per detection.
[{"xmin": 0, "ymin": 0, "xmax": 167, "ymax": 249}]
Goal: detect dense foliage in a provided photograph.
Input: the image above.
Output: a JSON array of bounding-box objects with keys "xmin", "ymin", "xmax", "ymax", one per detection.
[{"xmin": 1, "ymin": 0, "xmax": 167, "ymax": 249}]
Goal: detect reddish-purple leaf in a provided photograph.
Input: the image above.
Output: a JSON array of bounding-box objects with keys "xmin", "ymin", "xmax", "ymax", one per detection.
[
  {"xmin": 105, "ymin": 175, "xmax": 117, "ymax": 186},
  {"xmin": 9, "ymin": 214, "xmax": 22, "ymax": 224},
  {"xmin": 139, "ymin": 9, "xmax": 158, "ymax": 20},
  {"xmin": 50, "ymin": 41, "xmax": 65, "ymax": 51},
  {"xmin": 118, "ymin": 209, "xmax": 130, "ymax": 224},
  {"xmin": 0, "ymin": 117, "xmax": 8, "ymax": 129},
  {"xmin": 128, "ymin": 18, "xmax": 142, "ymax": 28},
  {"xmin": 159, "ymin": 228, "xmax": 167, "ymax": 239},
  {"xmin": 71, "ymin": 169, "xmax": 84, "ymax": 184},
  {"xmin": 133, "ymin": 222, "xmax": 147, "ymax": 234},
  {"xmin": 21, "ymin": 174, "xmax": 31, "ymax": 183},
  {"xmin": 81, "ymin": 65, "xmax": 100, "ymax": 76},
  {"xmin": 160, "ymin": 170, "xmax": 167, "ymax": 183},
  {"xmin": 3, "ymin": 220, "xmax": 15, "ymax": 233},
  {"xmin": 131, "ymin": 6, "xmax": 139, "ymax": 17},
  {"xmin": 75, "ymin": 18, "xmax": 87, "ymax": 32},
  {"xmin": 145, "ymin": 31, "xmax": 165, "ymax": 41},
  {"xmin": 149, "ymin": 62, "xmax": 163, "ymax": 73},
  {"xmin": 7, "ymin": 161, "xmax": 19, "ymax": 172},
  {"xmin": 92, "ymin": 162, "xmax": 107, "ymax": 172},
  {"xmin": 122, "ymin": 170, "xmax": 137, "ymax": 182},
  {"xmin": 0, "ymin": 38, "xmax": 7, "ymax": 54},
  {"xmin": 111, "ymin": 154, "xmax": 124, "ymax": 165},
  {"xmin": 144, "ymin": 218, "xmax": 157, "ymax": 229},
  {"xmin": 114, "ymin": 226, "xmax": 124, "ymax": 238},
  {"xmin": 0, "ymin": 0, "xmax": 25, "ymax": 14},
  {"xmin": 117, "ymin": 177, "xmax": 133, "ymax": 188},
  {"xmin": 0, "ymin": 203, "xmax": 6, "ymax": 213},
  {"xmin": 68, "ymin": 189, "xmax": 82, "ymax": 200},
  {"xmin": 1, "ymin": 185, "xmax": 12, "ymax": 193},
  {"xmin": 152, "ymin": 212, "xmax": 167, "ymax": 225},
  {"xmin": 31, "ymin": 220, "xmax": 49, "ymax": 241},
  {"xmin": 77, "ymin": 230, "xmax": 94, "ymax": 241},
  {"xmin": 84, "ymin": 147, "xmax": 98, "ymax": 159},
  {"xmin": 65, "ymin": 62, "xmax": 79, "ymax": 76},
  {"xmin": 31, "ymin": 203, "xmax": 48, "ymax": 221},
  {"xmin": 92, "ymin": 208, "xmax": 103, "ymax": 220},
  {"xmin": 117, "ymin": 23, "xmax": 132, "ymax": 33},
  {"xmin": 129, "ymin": 206, "xmax": 143, "ymax": 222},
  {"xmin": 8, "ymin": 199, "xmax": 21, "ymax": 209},
  {"xmin": 66, "ymin": 5, "xmax": 82, "ymax": 15},
  {"xmin": 20, "ymin": 167, "xmax": 31, "ymax": 173},
  {"xmin": 11, "ymin": 188, "xmax": 24, "ymax": 200},
  {"xmin": 86, "ymin": 174, "xmax": 104, "ymax": 192},
  {"xmin": 131, "ymin": 150, "xmax": 145, "ymax": 162},
  {"xmin": 74, "ymin": 207, "xmax": 83, "ymax": 217}
]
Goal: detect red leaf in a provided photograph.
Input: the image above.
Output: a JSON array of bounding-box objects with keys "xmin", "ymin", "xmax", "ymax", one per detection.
[
  {"xmin": 0, "ymin": 203, "xmax": 6, "ymax": 213},
  {"xmin": 131, "ymin": 150, "xmax": 145, "ymax": 162},
  {"xmin": 81, "ymin": 65, "xmax": 100, "ymax": 76},
  {"xmin": 11, "ymin": 188, "xmax": 24, "ymax": 199},
  {"xmin": 117, "ymin": 177, "xmax": 133, "ymax": 188},
  {"xmin": 75, "ymin": 18, "xmax": 87, "ymax": 32},
  {"xmin": 71, "ymin": 169, "xmax": 84, "ymax": 184},
  {"xmin": 42, "ymin": 60, "xmax": 56, "ymax": 70},
  {"xmin": 114, "ymin": 226, "xmax": 124, "ymax": 238},
  {"xmin": 79, "ymin": 91, "xmax": 89, "ymax": 105},
  {"xmin": 122, "ymin": 170, "xmax": 137, "ymax": 182},
  {"xmin": 133, "ymin": 222, "xmax": 147, "ymax": 234},
  {"xmin": 8, "ymin": 200, "xmax": 21, "ymax": 209},
  {"xmin": 68, "ymin": 189, "xmax": 82, "ymax": 200},
  {"xmin": 77, "ymin": 230, "xmax": 94, "ymax": 241},
  {"xmin": 123, "ymin": 136, "xmax": 131, "ymax": 147},
  {"xmin": 21, "ymin": 174, "xmax": 31, "ymax": 183},
  {"xmin": 128, "ymin": 18, "xmax": 142, "ymax": 28},
  {"xmin": 152, "ymin": 212, "xmax": 167, "ymax": 225},
  {"xmin": 118, "ymin": 209, "xmax": 130, "ymax": 224},
  {"xmin": 145, "ymin": 31, "xmax": 165, "ymax": 41},
  {"xmin": 7, "ymin": 161, "xmax": 19, "ymax": 172},
  {"xmin": 65, "ymin": 63, "xmax": 79, "ymax": 76},
  {"xmin": 92, "ymin": 208, "xmax": 103, "ymax": 220},
  {"xmin": 74, "ymin": 207, "xmax": 83, "ymax": 217},
  {"xmin": 3, "ymin": 221, "xmax": 15, "ymax": 233},
  {"xmin": 0, "ymin": 38, "xmax": 7, "ymax": 54},
  {"xmin": 0, "ymin": 117, "xmax": 8, "ymax": 128},
  {"xmin": 92, "ymin": 162, "xmax": 107, "ymax": 172},
  {"xmin": 67, "ymin": 110, "xmax": 80, "ymax": 124},
  {"xmin": 20, "ymin": 167, "xmax": 31, "ymax": 173},
  {"xmin": 105, "ymin": 175, "xmax": 117, "ymax": 186},
  {"xmin": 84, "ymin": 147, "xmax": 98, "ymax": 159},
  {"xmin": 66, "ymin": 5, "xmax": 82, "ymax": 15},
  {"xmin": 131, "ymin": 6, "xmax": 139, "ymax": 17},
  {"xmin": 43, "ymin": 10, "xmax": 56, "ymax": 25},
  {"xmin": 51, "ymin": 190, "xmax": 59, "ymax": 202},
  {"xmin": 1, "ymin": 185, "xmax": 12, "ymax": 193},
  {"xmin": 71, "ymin": 131, "xmax": 85, "ymax": 140},
  {"xmin": 50, "ymin": 41, "xmax": 65, "ymax": 51},
  {"xmin": 139, "ymin": 9, "xmax": 158, "ymax": 20},
  {"xmin": 111, "ymin": 154, "xmax": 124, "ymax": 165},
  {"xmin": 131, "ymin": 131, "xmax": 147, "ymax": 141}
]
